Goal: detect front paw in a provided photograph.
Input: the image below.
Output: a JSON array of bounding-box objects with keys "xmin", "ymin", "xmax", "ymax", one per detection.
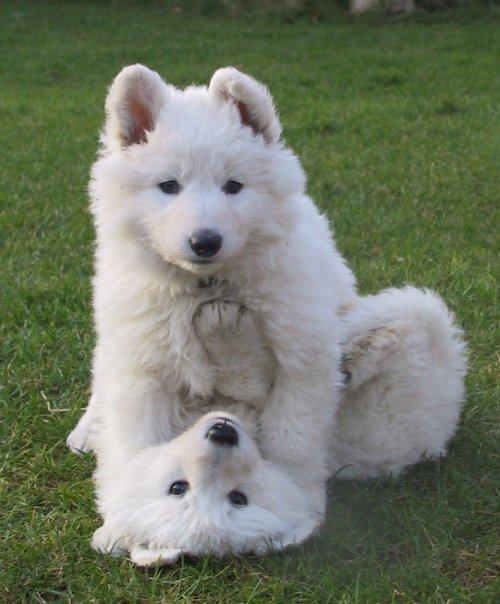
[{"xmin": 194, "ymin": 300, "xmax": 246, "ymax": 337}]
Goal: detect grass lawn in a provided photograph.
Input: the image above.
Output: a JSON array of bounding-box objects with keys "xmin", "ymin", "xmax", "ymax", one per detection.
[{"xmin": 1, "ymin": 1, "xmax": 498, "ymax": 601}]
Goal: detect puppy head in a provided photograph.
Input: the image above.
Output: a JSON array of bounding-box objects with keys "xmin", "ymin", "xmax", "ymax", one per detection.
[
  {"xmin": 96, "ymin": 412, "xmax": 319, "ymax": 563},
  {"xmin": 91, "ymin": 65, "xmax": 305, "ymax": 276}
]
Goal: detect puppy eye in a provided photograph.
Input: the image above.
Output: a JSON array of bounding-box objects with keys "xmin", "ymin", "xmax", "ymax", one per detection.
[
  {"xmin": 228, "ymin": 491, "xmax": 248, "ymax": 507},
  {"xmin": 169, "ymin": 481, "xmax": 189, "ymax": 496},
  {"xmin": 223, "ymin": 180, "xmax": 243, "ymax": 195},
  {"xmin": 159, "ymin": 180, "xmax": 181, "ymax": 194}
]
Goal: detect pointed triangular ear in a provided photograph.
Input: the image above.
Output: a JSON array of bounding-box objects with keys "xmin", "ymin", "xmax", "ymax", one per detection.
[
  {"xmin": 209, "ymin": 67, "xmax": 282, "ymax": 145},
  {"xmin": 103, "ymin": 64, "xmax": 168, "ymax": 150}
]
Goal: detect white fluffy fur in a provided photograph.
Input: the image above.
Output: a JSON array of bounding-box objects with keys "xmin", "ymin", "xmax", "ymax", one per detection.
[
  {"xmin": 67, "ymin": 65, "xmax": 466, "ymax": 566},
  {"xmin": 91, "ymin": 287, "xmax": 466, "ymax": 564},
  {"xmin": 92, "ymin": 411, "xmax": 320, "ymax": 564},
  {"xmin": 68, "ymin": 64, "xmax": 357, "ymax": 516},
  {"xmin": 350, "ymin": 0, "xmax": 415, "ymax": 15},
  {"xmin": 330, "ymin": 287, "xmax": 466, "ymax": 478}
]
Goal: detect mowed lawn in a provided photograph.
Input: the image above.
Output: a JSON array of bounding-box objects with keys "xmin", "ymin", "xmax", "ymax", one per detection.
[{"xmin": 1, "ymin": 1, "xmax": 498, "ymax": 601}]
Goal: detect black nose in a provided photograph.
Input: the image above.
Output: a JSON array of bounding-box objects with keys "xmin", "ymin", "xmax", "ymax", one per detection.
[
  {"xmin": 189, "ymin": 230, "xmax": 222, "ymax": 258},
  {"xmin": 206, "ymin": 422, "xmax": 238, "ymax": 446}
]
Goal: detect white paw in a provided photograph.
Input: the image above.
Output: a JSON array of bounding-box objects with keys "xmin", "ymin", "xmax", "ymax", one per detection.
[
  {"xmin": 66, "ymin": 404, "xmax": 97, "ymax": 455},
  {"xmin": 66, "ymin": 423, "xmax": 92, "ymax": 455},
  {"xmin": 194, "ymin": 300, "xmax": 246, "ymax": 336},
  {"xmin": 91, "ymin": 525, "xmax": 128, "ymax": 557},
  {"xmin": 341, "ymin": 324, "xmax": 411, "ymax": 390},
  {"xmin": 130, "ymin": 545, "xmax": 183, "ymax": 567}
]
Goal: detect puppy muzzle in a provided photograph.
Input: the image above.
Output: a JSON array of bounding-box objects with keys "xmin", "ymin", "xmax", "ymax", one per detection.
[{"xmin": 205, "ymin": 419, "xmax": 239, "ymax": 447}]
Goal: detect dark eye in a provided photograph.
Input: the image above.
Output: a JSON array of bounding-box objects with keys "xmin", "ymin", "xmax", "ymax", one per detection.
[
  {"xmin": 228, "ymin": 491, "xmax": 248, "ymax": 507},
  {"xmin": 159, "ymin": 180, "xmax": 180, "ymax": 194},
  {"xmin": 223, "ymin": 180, "xmax": 243, "ymax": 195},
  {"xmin": 169, "ymin": 481, "xmax": 188, "ymax": 496}
]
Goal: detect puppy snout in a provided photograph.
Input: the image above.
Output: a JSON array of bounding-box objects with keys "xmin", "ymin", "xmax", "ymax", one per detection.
[
  {"xmin": 189, "ymin": 230, "xmax": 222, "ymax": 258},
  {"xmin": 205, "ymin": 421, "xmax": 238, "ymax": 446}
]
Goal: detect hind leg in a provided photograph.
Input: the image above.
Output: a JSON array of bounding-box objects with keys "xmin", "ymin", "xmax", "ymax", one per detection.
[
  {"xmin": 341, "ymin": 323, "xmax": 411, "ymax": 391},
  {"xmin": 331, "ymin": 287, "xmax": 466, "ymax": 479}
]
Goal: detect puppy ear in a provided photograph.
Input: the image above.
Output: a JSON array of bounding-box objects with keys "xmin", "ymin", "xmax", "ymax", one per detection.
[
  {"xmin": 209, "ymin": 67, "xmax": 282, "ymax": 145},
  {"xmin": 275, "ymin": 518, "xmax": 319, "ymax": 551},
  {"xmin": 103, "ymin": 64, "xmax": 168, "ymax": 149},
  {"xmin": 254, "ymin": 518, "xmax": 319, "ymax": 556}
]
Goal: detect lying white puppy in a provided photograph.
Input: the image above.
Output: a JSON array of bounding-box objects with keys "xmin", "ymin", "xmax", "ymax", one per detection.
[
  {"xmin": 93, "ymin": 411, "xmax": 319, "ymax": 566},
  {"xmin": 92, "ymin": 286, "xmax": 466, "ymax": 566}
]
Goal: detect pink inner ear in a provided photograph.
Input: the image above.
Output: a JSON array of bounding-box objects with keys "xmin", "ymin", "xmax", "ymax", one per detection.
[
  {"xmin": 128, "ymin": 98, "xmax": 153, "ymax": 145},
  {"xmin": 235, "ymin": 100, "xmax": 257, "ymax": 135}
]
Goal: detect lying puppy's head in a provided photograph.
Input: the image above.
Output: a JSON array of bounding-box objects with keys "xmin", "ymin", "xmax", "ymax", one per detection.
[
  {"xmin": 94, "ymin": 412, "xmax": 319, "ymax": 565},
  {"xmin": 92, "ymin": 65, "xmax": 305, "ymax": 277}
]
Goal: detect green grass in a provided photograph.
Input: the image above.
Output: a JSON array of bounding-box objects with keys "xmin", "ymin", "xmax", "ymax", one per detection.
[{"xmin": 1, "ymin": 1, "xmax": 499, "ymax": 601}]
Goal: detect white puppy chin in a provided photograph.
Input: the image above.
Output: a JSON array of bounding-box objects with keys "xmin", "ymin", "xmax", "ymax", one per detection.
[{"xmin": 175, "ymin": 258, "xmax": 223, "ymax": 276}]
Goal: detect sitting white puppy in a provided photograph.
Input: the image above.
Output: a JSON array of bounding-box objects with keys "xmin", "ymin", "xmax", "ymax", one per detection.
[
  {"xmin": 68, "ymin": 64, "xmax": 358, "ymax": 521},
  {"xmin": 92, "ymin": 286, "xmax": 466, "ymax": 566}
]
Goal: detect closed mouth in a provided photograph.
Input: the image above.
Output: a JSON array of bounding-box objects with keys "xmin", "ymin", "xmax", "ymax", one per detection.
[
  {"xmin": 202, "ymin": 415, "xmax": 240, "ymax": 432},
  {"xmin": 213, "ymin": 416, "xmax": 236, "ymax": 425},
  {"xmin": 190, "ymin": 258, "xmax": 215, "ymax": 265}
]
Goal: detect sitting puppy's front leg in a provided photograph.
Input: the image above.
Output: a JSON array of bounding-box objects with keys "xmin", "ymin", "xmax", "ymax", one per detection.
[
  {"xmin": 96, "ymin": 374, "xmax": 184, "ymax": 459},
  {"xmin": 259, "ymin": 372, "xmax": 337, "ymax": 513},
  {"xmin": 257, "ymin": 313, "xmax": 342, "ymax": 515}
]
